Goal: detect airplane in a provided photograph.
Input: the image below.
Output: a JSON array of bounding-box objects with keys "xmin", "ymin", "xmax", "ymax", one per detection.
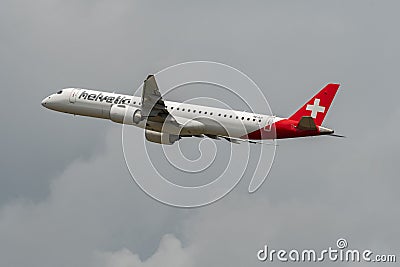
[{"xmin": 41, "ymin": 75, "xmax": 342, "ymax": 145}]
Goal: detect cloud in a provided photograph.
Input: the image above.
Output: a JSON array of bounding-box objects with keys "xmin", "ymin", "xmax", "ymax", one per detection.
[
  {"xmin": 1, "ymin": 0, "xmax": 400, "ymax": 267},
  {"xmin": 94, "ymin": 234, "xmax": 193, "ymax": 267},
  {"xmin": 0, "ymin": 128, "xmax": 188, "ymax": 267}
]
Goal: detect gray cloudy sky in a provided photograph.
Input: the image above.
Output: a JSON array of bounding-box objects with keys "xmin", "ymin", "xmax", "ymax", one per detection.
[{"xmin": 1, "ymin": 0, "xmax": 399, "ymax": 266}]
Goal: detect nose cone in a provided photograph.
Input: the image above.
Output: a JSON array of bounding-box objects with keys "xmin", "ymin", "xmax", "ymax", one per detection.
[{"xmin": 41, "ymin": 97, "xmax": 48, "ymax": 107}]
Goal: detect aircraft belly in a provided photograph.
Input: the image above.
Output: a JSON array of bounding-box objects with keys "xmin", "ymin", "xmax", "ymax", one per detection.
[
  {"xmin": 197, "ymin": 118, "xmax": 258, "ymax": 138},
  {"xmin": 54, "ymin": 100, "xmax": 106, "ymax": 119}
]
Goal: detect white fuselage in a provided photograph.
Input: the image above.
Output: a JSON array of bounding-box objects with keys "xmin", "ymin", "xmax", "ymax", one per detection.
[{"xmin": 42, "ymin": 88, "xmax": 279, "ymax": 138}]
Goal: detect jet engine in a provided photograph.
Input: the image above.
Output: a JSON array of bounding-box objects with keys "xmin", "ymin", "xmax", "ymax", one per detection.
[
  {"xmin": 109, "ymin": 104, "xmax": 142, "ymax": 124},
  {"xmin": 145, "ymin": 129, "xmax": 180, "ymax": 145}
]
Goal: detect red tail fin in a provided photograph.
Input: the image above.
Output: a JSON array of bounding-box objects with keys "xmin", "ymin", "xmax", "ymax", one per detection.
[{"xmin": 289, "ymin": 83, "xmax": 340, "ymax": 126}]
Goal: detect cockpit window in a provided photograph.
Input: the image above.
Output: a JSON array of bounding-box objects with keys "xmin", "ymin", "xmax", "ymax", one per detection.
[{"xmin": 57, "ymin": 90, "xmax": 63, "ymax": 94}]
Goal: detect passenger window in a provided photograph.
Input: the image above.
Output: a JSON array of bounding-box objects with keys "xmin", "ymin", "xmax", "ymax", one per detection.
[
  {"xmin": 236, "ymin": 116, "xmax": 239, "ymax": 119},
  {"xmin": 241, "ymin": 117, "xmax": 244, "ymax": 120},
  {"xmin": 188, "ymin": 109, "xmax": 190, "ymax": 112},
  {"xmin": 199, "ymin": 111, "xmax": 202, "ymax": 114},
  {"xmin": 230, "ymin": 115, "xmax": 232, "ymax": 118},
  {"xmin": 193, "ymin": 110, "xmax": 196, "ymax": 113},
  {"xmin": 218, "ymin": 114, "xmax": 221, "ymax": 116},
  {"xmin": 204, "ymin": 111, "xmax": 207, "ymax": 114},
  {"xmin": 223, "ymin": 114, "xmax": 227, "ymax": 117},
  {"xmin": 210, "ymin": 112, "xmax": 213, "ymax": 115}
]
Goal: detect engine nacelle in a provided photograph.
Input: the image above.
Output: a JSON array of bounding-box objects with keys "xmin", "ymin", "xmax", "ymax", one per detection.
[
  {"xmin": 145, "ymin": 129, "xmax": 180, "ymax": 145},
  {"xmin": 109, "ymin": 104, "xmax": 142, "ymax": 124}
]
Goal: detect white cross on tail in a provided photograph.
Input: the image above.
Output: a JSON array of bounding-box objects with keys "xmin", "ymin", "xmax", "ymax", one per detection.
[{"xmin": 306, "ymin": 98, "xmax": 325, "ymax": 118}]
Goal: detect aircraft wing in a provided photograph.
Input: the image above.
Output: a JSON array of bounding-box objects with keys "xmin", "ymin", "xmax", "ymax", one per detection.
[
  {"xmin": 141, "ymin": 75, "xmax": 178, "ymax": 125},
  {"xmin": 219, "ymin": 135, "xmax": 263, "ymax": 144},
  {"xmin": 204, "ymin": 134, "xmax": 273, "ymax": 145}
]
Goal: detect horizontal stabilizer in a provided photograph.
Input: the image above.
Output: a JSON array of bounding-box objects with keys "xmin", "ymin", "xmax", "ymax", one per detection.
[
  {"xmin": 297, "ymin": 116, "xmax": 317, "ymax": 131},
  {"xmin": 330, "ymin": 134, "xmax": 346, "ymax": 138}
]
